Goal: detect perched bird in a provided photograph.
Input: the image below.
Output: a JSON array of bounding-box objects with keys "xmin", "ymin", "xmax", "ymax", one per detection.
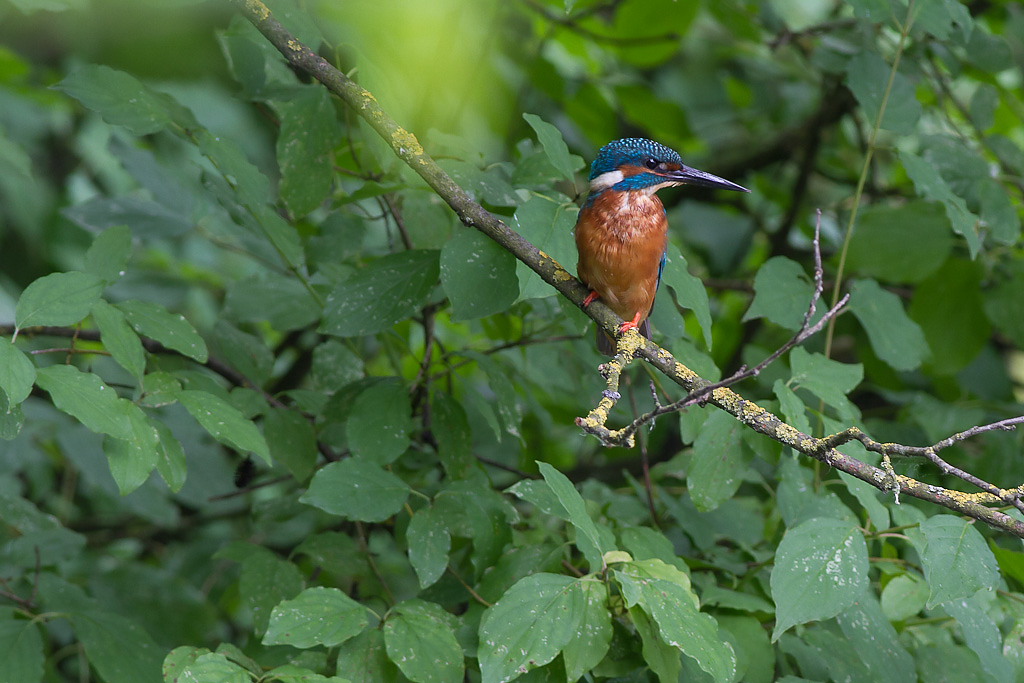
[{"xmin": 574, "ymin": 138, "xmax": 749, "ymax": 354}]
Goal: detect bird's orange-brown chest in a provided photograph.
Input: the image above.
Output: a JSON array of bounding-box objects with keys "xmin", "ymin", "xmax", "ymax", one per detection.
[{"xmin": 574, "ymin": 189, "xmax": 669, "ymax": 324}]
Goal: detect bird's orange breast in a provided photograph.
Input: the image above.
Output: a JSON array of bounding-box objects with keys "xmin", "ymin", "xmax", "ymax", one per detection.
[{"xmin": 574, "ymin": 190, "xmax": 669, "ymax": 325}]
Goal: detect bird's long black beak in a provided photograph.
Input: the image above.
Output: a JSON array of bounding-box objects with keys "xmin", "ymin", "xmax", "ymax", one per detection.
[{"xmin": 665, "ymin": 165, "xmax": 749, "ymax": 193}]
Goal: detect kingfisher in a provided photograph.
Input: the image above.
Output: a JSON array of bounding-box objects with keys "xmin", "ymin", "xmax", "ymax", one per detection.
[{"xmin": 575, "ymin": 138, "xmax": 749, "ymax": 354}]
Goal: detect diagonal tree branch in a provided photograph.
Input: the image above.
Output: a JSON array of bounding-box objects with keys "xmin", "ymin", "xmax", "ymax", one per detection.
[{"xmin": 230, "ymin": 0, "xmax": 1024, "ymax": 539}]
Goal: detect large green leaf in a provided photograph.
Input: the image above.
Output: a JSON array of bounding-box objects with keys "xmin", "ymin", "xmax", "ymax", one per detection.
[
  {"xmin": 908, "ymin": 259, "xmax": 989, "ymax": 375},
  {"xmin": 383, "ymin": 599, "xmax": 463, "ymax": 683},
  {"xmin": 523, "ymin": 113, "xmax": 584, "ymax": 183},
  {"xmin": 56, "ymin": 64, "xmax": 173, "ymax": 135},
  {"xmin": 15, "ymin": 271, "xmax": 104, "ymax": 331},
  {"xmin": 0, "ymin": 337, "xmax": 36, "ymax": 405},
  {"xmin": 901, "ymin": 151, "xmax": 982, "ymax": 256},
  {"xmin": 918, "ymin": 515, "xmax": 999, "ymax": 608},
  {"xmin": 513, "ymin": 194, "xmax": 578, "ymax": 301},
  {"xmin": 177, "ymin": 390, "xmax": 270, "ymax": 463},
  {"xmin": 844, "ymin": 202, "xmax": 952, "ymax": 284},
  {"xmin": 848, "ymin": 278, "xmax": 929, "ymax": 372},
  {"xmin": 34, "ymin": 365, "xmax": 133, "ymax": 440},
  {"xmin": 615, "ymin": 559, "xmax": 735, "ymax": 683},
  {"xmin": 84, "ymin": 224, "xmax": 132, "ymax": 285},
  {"xmin": 561, "ymin": 579, "xmax": 612, "ymax": 681},
  {"xmin": 660, "ymin": 244, "xmax": 714, "ymax": 348},
  {"xmin": 688, "ymin": 409, "xmax": 750, "ymax": 512},
  {"xmin": 477, "ymin": 573, "xmax": 582, "ymax": 683},
  {"xmin": 117, "ymin": 299, "xmax": 208, "ymax": 363},
  {"xmin": 346, "ymin": 380, "xmax": 413, "ymax": 465},
  {"xmin": 407, "ymin": 505, "xmax": 451, "ymax": 589},
  {"xmin": 743, "ymin": 256, "xmax": 814, "ymax": 331},
  {"xmin": 845, "ymin": 51, "xmax": 921, "ymax": 134},
  {"xmin": 103, "ymin": 403, "xmax": 161, "ymax": 495},
  {"xmin": 301, "ymin": 459, "xmax": 410, "ymax": 522},
  {"xmin": 0, "ymin": 611, "xmax": 43, "ymax": 683},
  {"xmin": 770, "ymin": 517, "xmax": 869, "ymax": 640},
  {"xmin": 263, "ymin": 587, "xmax": 368, "ymax": 649},
  {"xmin": 537, "ymin": 461, "xmax": 613, "ymax": 570},
  {"xmin": 92, "ymin": 300, "xmax": 146, "ymax": 379},
  {"xmin": 789, "ymin": 347, "xmax": 863, "ymax": 419},
  {"xmin": 272, "ymin": 87, "xmax": 343, "ymax": 217},
  {"xmin": 440, "ymin": 228, "xmax": 519, "ymax": 321},
  {"xmin": 321, "ymin": 250, "xmax": 440, "ymax": 337}
]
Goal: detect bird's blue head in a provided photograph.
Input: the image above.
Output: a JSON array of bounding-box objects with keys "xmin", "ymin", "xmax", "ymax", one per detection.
[{"xmin": 588, "ymin": 138, "xmax": 749, "ymax": 195}]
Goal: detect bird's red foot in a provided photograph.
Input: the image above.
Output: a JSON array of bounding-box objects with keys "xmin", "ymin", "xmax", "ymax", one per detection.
[
  {"xmin": 618, "ymin": 311, "xmax": 643, "ymax": 334},
  {"xmin": 582, "ymin": 290, "xmax": 600, "ymax": 307}
]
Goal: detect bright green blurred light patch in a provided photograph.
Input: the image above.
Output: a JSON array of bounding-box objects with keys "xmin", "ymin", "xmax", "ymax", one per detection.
[{"xmin": 313, "ymin": 0, "xmax": 513, "ymax": 154}]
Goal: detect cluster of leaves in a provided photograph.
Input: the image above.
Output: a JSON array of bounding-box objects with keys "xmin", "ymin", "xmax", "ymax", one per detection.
[{"xmin": 1, "ymin": 0, "xmax": 1023, "ymax": 681}]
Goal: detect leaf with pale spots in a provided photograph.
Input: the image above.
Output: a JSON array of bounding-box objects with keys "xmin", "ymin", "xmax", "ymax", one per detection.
[
  {"xmin": 300, "ymin": 459, "xmax": 410, "ymax": 522},
  {"xmin": 561, "ymin": 579, "xmax": 612, "ymax": 681},
  {"xmin": 407, "ymin": 505, "xmax": 451, "ymax": 589},
  {"xmin": 347, "ymin": 380, "xmax": 413, "ymax": 465},
  {"xmin": 770, "ymin": 517, "xmax": 868, "ymax": 641},
  {"xmin": 320, "ymin": 250, "xmax": 439, "ymax": 338},
  {"xmin": 15, "ymin": 271, "xmax": 104, "ymax": 331},
  {"xmin": 383, "ymin": 599, "xmax": 463, "ymax": 683},
  {"xmin": 477, "ymin": 573, "xmax": 589, "ymax": 683},
  {"xmin": 918, "ymin": 515, "xmax": 999, "ymax": 608},
  {"xmin": 263, "ymin": 587, "xmax": 368, "ymax": 649},
  {"xmin": 537, "ymin": 461, "xmax": 613, "ymax": 570},
  {"xmin": 177, "ymin": 390, "xmax": 270, "ymax": 463},
  {"xmin": 440, "ymin": 228, "xmax": 519, "ymax": 321},
  {"xmin": 614, "ymin": 559, "xmax": 735, "ymax": 683},
  {"xmin": 116, "ymin": 299, "xmax": 208, "ymax": 362},
  {"xmin": 34, "ymin": 365, "xmax": 133, "ymax": 440}
]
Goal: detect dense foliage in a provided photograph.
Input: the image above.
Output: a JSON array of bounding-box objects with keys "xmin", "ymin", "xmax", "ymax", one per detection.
[{"xmin": 1, "ymin": 0, "xmax": 1023, "ymax": 681}]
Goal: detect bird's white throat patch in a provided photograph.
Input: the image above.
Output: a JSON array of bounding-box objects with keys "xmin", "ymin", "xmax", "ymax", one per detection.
[{"xmin": 589, "ymin": 170, "xmax": 624, "ymax": 191}]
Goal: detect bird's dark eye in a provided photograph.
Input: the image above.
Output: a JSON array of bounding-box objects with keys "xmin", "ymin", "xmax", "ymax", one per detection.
[{"xmin": 644, "ymin": 157, "xmax": 659, "ymax": 170}]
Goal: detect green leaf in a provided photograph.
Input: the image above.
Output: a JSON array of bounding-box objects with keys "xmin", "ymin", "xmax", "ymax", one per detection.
[
  {"xmin": 263, "ymin": 587, "xmax": 368, "ymax": 649},
  {"xmin": 116, "ymin": 299, "xmax": 208, "ymax": 363},
  {"xmin": 942, "ymin": 593, "xmax": 1015, "ymax": 683},
  {"xmin": 430, "ymin": 392, "xmax": 474, "ymax": 478},
  {"xmin": 978, "ymin": 177, "xmax": 1020, "ymax": 245},
  {"xmin": 615, "ymin": 559, "xmax": 735, "ymax": 683},
  {"xmin": 844, "ymin": 201, "xmax": 953, "ymax": 284},
  {"xmin": 56, "ymin": 64, "xmax": 173, "ymax": 135},
  {"xmin": 266, "ymin": 664, "xmax": 349, "ymax": 683},
  {"xmin": 347, "ymin": 380, "xmax": 413, "ymax": 465},
  {"xmin": 177, "ymin": 390, "xmax": 271, "ymax": 463},
  {"xmin": 440, "ymin": 228, "xmax": 519, "ymax": 321},
  {"xmin": 983, "ymin": 263, "xmax": 1024, "ymax": 347},
  {"xmin": 908, "ymin": 259, "xmax": 989, "ymax": 374},
  {"xmin": 195, "ymin": 128, "xmax": 271, "ymax": 210},
  {"xmin": 321, "ymin": 250, "xmax": 440, "ymax": 337},
  {"xmin": 64, "ymin": 194, "xmax": 192, "ymax": 239},
  {"xmin": 770, "ymin": 517, "xmax": 868, "ymax": 640},
  {"xmin": 477, "ymin": 573, "xmax": 581, "ymax": 683},
  {"xmin": 92, "ymin": 300, "xmax": 146, "ymax": 379},
  {"xmin": 0, "ymin": 612, "xmax": 43, "ymax": 683},
  {"xmin": 272, "ymin": 87, "xmax": 343, "ymax": 217},
  {"xmin": 383, "ymin": 599, "xmax": 464, "ymax": 683},
  {"xmin": 513, "ymin": 194, "xmax": 578, "ymax": 301},
  {"xmin": 918, "ymin": 515, "xmax": 999, "ymax": 608},
  {"xmin": 152, "ymin": 420, "xmax": 188, "ymax": 493},
  {"xmin": 0, "ymin": 391, "xmax": 24, "ymax": 441},
  {"xmin": 523, "ymin": 113, "xmax": 584, "ymax": 183},
  {"xmin": 845, "ymin": 52, "xmax": 921, "ymax": 134},
  {"xmin": 265, "ymin": 408, "xmax": 317, "ymax": 482},
  {"xmin": 880, "ymin": 573, "xmax": 929, "ymax": 621},
  {"xmin": 407, "ymin": 505, "xmax": 451, "ymax": 589},
  {"xmin": 238, "ymin": 549, "xmax": 304, "ymax": 635},
  {"xmin": 835, "ymin": 593, "xmax": 915, "ymax": 683},
  {"xmin": 660, "ymin": 244, "xmax": 714, "ymax": 349},
  {"xmin": 84, "ymin": 224, "xmax": 132, "ymax": 284},
  {"xmin": 537, "ymin": 461, "xmax": 612, "ymax": 570},
  {"xmin": 742, "ymin": 256, "xmax": 813, "ymax": 331},
  {"xmin": 301, "ymin": 459, "xmax": 410, "ymax": 522},
  {"xmin": 70, "ymin": 610, "xmax": 165, "ymax": 683},
  {"xmin": 15, "ymin": 271, "xmax": 104, "ymax": 331},
  {"xmin": 901, "ymin": 151, "xmax": 982, "ymax": 257},
  {"xmin": 34, "ymin": 365, "xmax": 133, "ymax": 440},
  {"xmin": 848, "ymin": 279, "xmax": 929, "ymax": 372},
  {"xmin": 789, "ymin": 347, "xmax": 863, "ymax": 419},
  {"xmin": 173, "ymin": 651, "xmax": 251, "ymax": 683},
  {"xmin": 688, "ymin": 409, "xmax": 750, "ymax": 512},
  {"xmin": 224, "ymin": 273, "xmax": 321, "ymax": 332},
  {"xmin": 336, "ymin": 629, "xmax": 398, "ymax": 683},
  {"xmin": 0, "ymin": 337, "xmax": 36, "ymax": 405},
  {"xmin": 103, "ymin": 403, "xmax": 160, "ymax": 495},
  {"xmin": 629, "ymin": 603, "xmax": 681, "ymax": 683},
  {"xmin": 561, "ymin": 579, "xmax": 612, "ymax": 681}
]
